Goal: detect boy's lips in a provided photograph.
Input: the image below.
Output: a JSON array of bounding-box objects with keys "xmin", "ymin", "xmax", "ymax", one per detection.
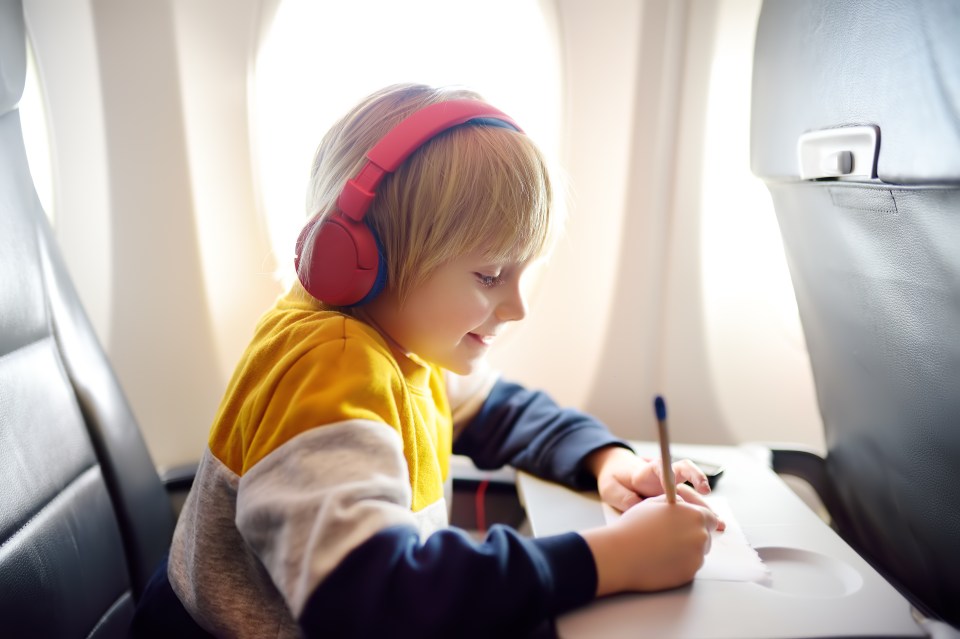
[{"xmin": 467, "ymin": 332, "xmax": 496, "ymax": 346}]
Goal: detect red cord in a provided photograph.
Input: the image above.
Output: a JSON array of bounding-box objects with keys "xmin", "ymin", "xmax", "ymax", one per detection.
[{"xmin": 474, "ymin": 479, "xmax": 490, "ymax": 533}]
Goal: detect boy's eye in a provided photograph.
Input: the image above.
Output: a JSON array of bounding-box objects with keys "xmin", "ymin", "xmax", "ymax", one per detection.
[{"xmin": 475, "ymin": 272, "xmax": 503, "ymax": 288}]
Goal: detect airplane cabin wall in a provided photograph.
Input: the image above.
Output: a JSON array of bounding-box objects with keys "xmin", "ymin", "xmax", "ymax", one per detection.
[
  {"xmin": 21, "ymin": 0, "xmax": 824, "ymax": 472},
  {"xmin": 23, "ymin": 0, "xmax": 278, "ymax": 470}
]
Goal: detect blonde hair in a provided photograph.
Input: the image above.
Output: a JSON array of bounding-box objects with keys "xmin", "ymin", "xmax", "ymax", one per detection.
[{"xmin": 299, "ymin": 83, "xmax": 556, "ymax": 307}]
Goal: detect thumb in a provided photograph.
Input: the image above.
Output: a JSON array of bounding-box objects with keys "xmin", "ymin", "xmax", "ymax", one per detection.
[{"xmin": 604, "ymin": 478, "xmax": 644, "ymax": 512}]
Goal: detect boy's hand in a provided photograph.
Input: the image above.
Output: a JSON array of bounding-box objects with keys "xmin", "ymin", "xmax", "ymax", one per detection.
[
  {"xmin": 586, "ymin": 446, "xmax": 723, "ymax": 529},
  {"xmin": 582, "ymin": 496, "xmax": 720, "ymax": 595}
]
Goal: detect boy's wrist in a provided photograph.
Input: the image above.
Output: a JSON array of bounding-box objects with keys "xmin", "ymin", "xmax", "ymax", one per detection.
[
  {"xmin": 584, "ymin": 445, "xmax": 635, "ymax": 478},
  {"xmin": 580, "ymin": 526, "xmax": 630, "ymax": 597}
]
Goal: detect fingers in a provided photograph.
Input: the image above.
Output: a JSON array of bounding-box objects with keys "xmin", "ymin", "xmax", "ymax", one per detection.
[
  {"xmin": 676, "ymin": 483, "xmax": 709, "ymax": 506},
  {"xmin": 626, "ymin": 498, "xmax": 721, "ymax": 552},
  {"xmin": 647, "ymin": 458, "xmax": 709, "ymax": 496},
  {"xmin": 588, "ymin": 497, "xmax": 722, "ymax": 595},
  {"xmin": 606, "ymin": 456, "xmax": 718, "ymax": 513},
  {"xmin": 641, "ymin": 459, "xmax": 671, "ymax": 497},
  {"xmin": 672, "ymin": 458, "xmax": 711, "ymax": 494},
  {"xmin": 676, "ymin": 485, "xmax": 726, "ymax": 531},
  {"xmin": 698, "ymin": 503, "xmax": 720, "ymax": 537},
  {"xmin": 606, "ymin": 480, "xmax": 644, "ymax": 513},
  {"xmin": 672, "ymin": 500, "xmax": 720, "ymax": 555}
]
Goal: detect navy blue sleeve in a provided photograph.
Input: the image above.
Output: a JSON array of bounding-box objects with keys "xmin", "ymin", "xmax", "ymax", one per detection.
[
  {"xmin": 299, "ymin": 524, "xmax": 596, "ymax": 639},
  {"xmin": 453, "ymin": 378, "xmax": 632, "ymax": 489}
]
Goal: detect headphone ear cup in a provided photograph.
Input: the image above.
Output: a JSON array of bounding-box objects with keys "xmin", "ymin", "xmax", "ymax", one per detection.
[{"xmin": 295, "ymin": 213, "xmax": 386, "ymax": 306}]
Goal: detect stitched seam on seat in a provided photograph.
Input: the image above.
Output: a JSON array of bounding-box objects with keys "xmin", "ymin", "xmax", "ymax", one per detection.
[
  {"xmin": 0, "ymin": 463, "xmax": 100, "ymax": 551},
  {"xmin": 0, "ymin": 332, "xmax": 55, "ymax": 365},
  {"xmin": 85, "ymin": 590, "xmax": 133, "ymax": 639},
  {"xmin": 0, "ymin": 333, "xmax": 99, "ymax": 546}
]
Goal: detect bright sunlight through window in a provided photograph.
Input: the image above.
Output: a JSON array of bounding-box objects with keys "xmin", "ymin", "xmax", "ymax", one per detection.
[
  {"xmin": 699, "ymin": 0, "xmax": 819, "ymax": 447},
  {"xmin": 252, "ymin": 0, "xmax": 562, "ymax": 280},
  {"xmin": 21, "ymin": 39, "xmax": 55, "ymax": 223}
]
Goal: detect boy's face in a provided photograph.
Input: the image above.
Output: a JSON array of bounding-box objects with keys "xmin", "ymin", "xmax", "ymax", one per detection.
[{"xmin": 363, "ymin": 250, "xmax": 532, "ymax": 374}]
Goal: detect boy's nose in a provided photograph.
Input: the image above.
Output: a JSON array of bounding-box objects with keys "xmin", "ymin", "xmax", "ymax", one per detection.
[{"xmin": 496, "ymin": 282, "xmax": 527, "ymax": 322}]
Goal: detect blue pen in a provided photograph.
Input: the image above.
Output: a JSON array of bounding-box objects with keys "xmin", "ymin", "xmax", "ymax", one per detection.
[{"xmin": 654, "ymin": 395, "xmax": 678, "ymax": 504}]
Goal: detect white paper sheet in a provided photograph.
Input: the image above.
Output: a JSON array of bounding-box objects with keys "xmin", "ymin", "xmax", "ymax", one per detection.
[{"xmin": 602, "ymin": 495, "xmax": 770, "ymax": 584}]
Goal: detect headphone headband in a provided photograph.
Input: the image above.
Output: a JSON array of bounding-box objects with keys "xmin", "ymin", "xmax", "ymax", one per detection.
[
  {"xmin": 296, "ymin": 98, "xmax": 522, "ymax": 306},
  {"xmin": 337, "ymin": 99, "xmax": 522, "ymax": 222}
]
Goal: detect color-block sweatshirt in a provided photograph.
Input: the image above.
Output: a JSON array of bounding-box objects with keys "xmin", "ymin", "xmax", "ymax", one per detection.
[{"xmin": 140, "ymin": 290, "xmax": 629, "ymax": 638}]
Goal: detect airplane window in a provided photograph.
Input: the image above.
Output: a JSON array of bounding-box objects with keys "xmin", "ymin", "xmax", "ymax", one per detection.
[
  {"xmin": 699, "ymin": 0, "xmax": 821, "ymax": 447},
  {"xmin": 252, "ymin": 0, "xmax": 562, "ymax": 284},
  {"xmin": 20, "ymin": 38, "xmax": 55, "ymax": 223}
]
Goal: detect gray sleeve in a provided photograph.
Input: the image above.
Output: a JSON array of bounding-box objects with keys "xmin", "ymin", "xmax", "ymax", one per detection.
[{"xmin": 235, "ymin": 419, "xmax": 425, "ymax": 617}]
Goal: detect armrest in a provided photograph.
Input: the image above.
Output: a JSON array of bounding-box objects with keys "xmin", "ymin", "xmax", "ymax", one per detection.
[
  {"xmin": 769, "ymin": 446, "xmax": 829, "ymax": 498},
  {"xmin": 159, "ymin": 462, "xmax": 199, "ymax": 519},
  {"xmin": 159, "ymin": 462, "xmax": 198, "ymax": 492},
  {"xmin": 768, "ymin": 445, "xmax": 851, "ymax": 533}
]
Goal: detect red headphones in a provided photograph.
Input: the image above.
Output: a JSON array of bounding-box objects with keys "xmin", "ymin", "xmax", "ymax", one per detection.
[{"xmin": 294, "ymin": 99, "xmax": 522, "ymax": 306}]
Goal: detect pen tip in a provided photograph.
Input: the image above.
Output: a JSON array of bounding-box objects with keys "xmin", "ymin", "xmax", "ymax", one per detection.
[{"xmin": 654, "ymin": 395, "xmax": 667, "ymax": 421}]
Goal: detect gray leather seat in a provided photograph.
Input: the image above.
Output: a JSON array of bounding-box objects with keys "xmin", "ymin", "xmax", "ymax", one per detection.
[
  {"xmin": 751, "ymin": 0, "xmax": 960, "ymax": 628},
  {"xmin": 0, "ymin": 2, "xmax": 176, "ymax": 636}
]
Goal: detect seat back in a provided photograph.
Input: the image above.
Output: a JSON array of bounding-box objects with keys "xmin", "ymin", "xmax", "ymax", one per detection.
[
  {"xmin": 0, "ymin": 2, "xmax": 175, "ymax": 636},
  {"xmin": 751, "ymin": 0, "xmax": 960, "ymax": 626}
]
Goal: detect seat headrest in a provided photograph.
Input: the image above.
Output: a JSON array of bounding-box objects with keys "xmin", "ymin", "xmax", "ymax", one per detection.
[
  {"xmin": 0, "ymin": 0, "xmax": 26, "ymax": 117},
  {"xmin": 751, "ymin": 0, "xmax": 960, "ymax": 185}
]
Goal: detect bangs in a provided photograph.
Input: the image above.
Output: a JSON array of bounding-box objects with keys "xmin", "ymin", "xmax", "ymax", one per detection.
[{"xmin": 469, "ymin": 136, "xmax": 554, "ymax": 266}]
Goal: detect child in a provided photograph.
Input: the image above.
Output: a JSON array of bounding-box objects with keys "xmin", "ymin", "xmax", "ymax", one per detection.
[{"xmin": 133, "ymin": 83, "xmax": 720, "ymax": 638}]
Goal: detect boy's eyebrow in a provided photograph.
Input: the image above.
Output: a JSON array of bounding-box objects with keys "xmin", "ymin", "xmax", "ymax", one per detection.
[
  {"xmin": 475, "ymin": 260, "xmax": 533, "ymax": 277},
  {"xmin": 475, "ymin": 258, "xmax": 520, "ymax": 268}
]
